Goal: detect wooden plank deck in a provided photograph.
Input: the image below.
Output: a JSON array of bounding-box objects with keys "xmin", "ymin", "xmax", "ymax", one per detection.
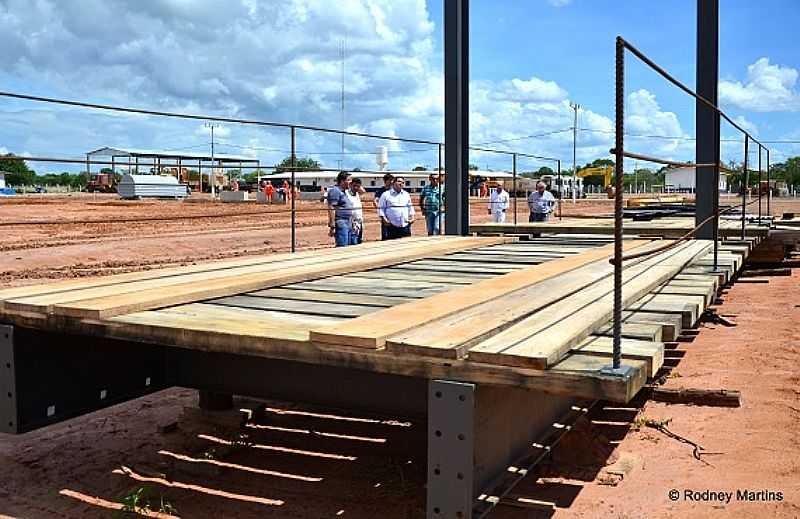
[{"xmin": 0, "ymin": 233, "xmax": 746, "ymax": 403}]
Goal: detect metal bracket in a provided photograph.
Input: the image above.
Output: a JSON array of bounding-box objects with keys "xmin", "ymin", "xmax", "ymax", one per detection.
[
  {"xmin": 0, "ymin": 325, "xmax": 17, "ymax": 434},
  {"xmin": 600, "ymin": 364, "xmax": 637, "ymax": 378},
  {"xmin": 427, "ymin": 379, "xmax": 475, "ymax": 519}
]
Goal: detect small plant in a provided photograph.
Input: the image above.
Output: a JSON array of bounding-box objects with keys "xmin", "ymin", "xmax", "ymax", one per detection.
[{"xmin": 116, "ymin": 486, "xmax": 177, "ymax": 517}]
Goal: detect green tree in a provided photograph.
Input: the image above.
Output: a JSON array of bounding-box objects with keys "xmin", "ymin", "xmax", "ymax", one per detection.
[
  {"xmin": 468, "ymin": 163, "xmax": 479, "ymax": 170},
  {"xmin": 0, "ymin": 154, "xmax": 36, "ymax": 186},
  {"xmin": 274, "ymin": 155, "xmax": 321, "ymax": 173},
  {"xmin": 412, "ymin": 165, "xmax": 427, "ymax": 171}
]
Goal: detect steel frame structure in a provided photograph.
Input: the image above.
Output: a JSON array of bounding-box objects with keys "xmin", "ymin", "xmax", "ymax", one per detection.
[{"xmin": 1, "ymin": 323, "xmax": 576, "ymax": 518}]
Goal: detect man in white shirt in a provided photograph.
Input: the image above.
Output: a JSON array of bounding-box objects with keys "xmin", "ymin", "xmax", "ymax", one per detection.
[
  {"xmin": 488, "ymin": 185, "xmax": 510, "ymax": 223},
  {"xmin": 527, "ymin": 181, "xmax": 556, "ymax": 222},
  {"xmin": 378, "ymin": 176, "xmax": 415, "ymax": 239}
]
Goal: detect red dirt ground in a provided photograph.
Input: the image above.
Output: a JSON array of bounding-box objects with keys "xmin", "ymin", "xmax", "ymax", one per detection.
[{"xmin": 0, "ymin": 194, "xmax": 798, "ymax": 518}]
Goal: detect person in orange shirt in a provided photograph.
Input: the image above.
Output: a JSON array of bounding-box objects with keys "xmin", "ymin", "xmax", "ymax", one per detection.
[{"xmin": 264, "ymin": 182, "xmax": 275, "ymax": 204}]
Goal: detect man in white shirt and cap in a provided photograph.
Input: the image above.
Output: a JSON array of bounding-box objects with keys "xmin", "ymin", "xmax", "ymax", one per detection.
[
  {"xmin": 487, "ymin": 184, "xmax": 510, "ymax": 223},
  {"xmin": 527, "ymin": 181, "xmax": 556, "ymax": 222},
  {"xmin": 378, "ymin": 176, "xmax": 415, "ymax": 239}
]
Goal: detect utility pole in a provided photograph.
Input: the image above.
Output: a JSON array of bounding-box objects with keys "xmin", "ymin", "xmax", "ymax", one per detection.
[
  {"xmin": 339, "ymin": 38, "xmax": 346, "ymax": 171},
  {"xmin": 570, "ymin": 102, "xmax": 580, "ymax": 202},
  {"xmin": 205, "ymin": 123, "xmax": 220, "ymax": 199}
]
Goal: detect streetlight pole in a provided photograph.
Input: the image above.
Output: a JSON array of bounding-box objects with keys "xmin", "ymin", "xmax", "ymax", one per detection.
[{"xmin": 570, "ymin": 102, "xmax": 580, "ymax": 203}]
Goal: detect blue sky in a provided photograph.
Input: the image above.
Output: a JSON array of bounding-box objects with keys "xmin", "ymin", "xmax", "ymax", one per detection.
[{"xmin": 0, "ymin": 0, "xmax": 798, "ymax": 174}]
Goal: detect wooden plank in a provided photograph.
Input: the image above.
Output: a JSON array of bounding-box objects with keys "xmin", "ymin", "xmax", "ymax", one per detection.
[
  {"xmin": 570, "ymin": 336, "xmax": 664, "ymax": 378},
  {"xmin": 45, "ymin": 236, "xmax": 511, "ymax": 319},
  {"xmin": 248, "ymin": 287, "xmax": 409, "ymax": 307},
  {"xmin": 288, "ymin": 281, "xmax": 440, "ymax": 299},
  {"xmin": 346, "ymin": 270, "xmax": 485, "ymax": 284},
  {"xmin": 109, "ymin": 302, "xmax": 341, "ymax": 343},
  {"xmin": 436, "ymin": 253, "xmax": 556, "ymax": 264},
  {"xmin": 390, "ymin": 262, "xmax": 519, "ymax": 275},
  {"xmin": 618, "ymin": 310, "xmax": 684, "ymax": 341},
  {"xmin": 0, "ymin": 235, "xmax": 437, "ymax": 308},
  {"xmin": 650, "ymin": 283, "xmax": 715, "ymax": 306},
  {"xmin": 465, "ymin": 240, "xmax": 711, "ymax": 369},
  {"xmin": 624, "ymin": 299, "xmax": 698, "ymax": 329},
  {"xmin": 1, "ymin": 236, "xmax": 456, "ymax": 315},
  {"xmin": 642, "ymin": 387, "xmax": 741, "ymax": 407},
  {"xmin": 209, "ymin": 295, "xmax": 379, "ymax": 318},
  {"xmin": 312, "ymin": 240, "xmax": 651, "ymax": 349},
  {"xmin": 594, "ymin": 321, "xmax": 663, "ymax": 342}
]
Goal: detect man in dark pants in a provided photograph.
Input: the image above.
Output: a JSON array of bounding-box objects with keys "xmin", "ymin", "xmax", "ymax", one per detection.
[
  {"xmin": 378, "ymin": 176, "xmax": 415, "ymax": 239},
  {"xmin": 373, "ymin": 173, "xmax": 394, "ymax": 240}
]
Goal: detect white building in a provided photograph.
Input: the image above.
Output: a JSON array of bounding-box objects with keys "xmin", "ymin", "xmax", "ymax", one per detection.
[{"xmin": 664, "ymin": 167, "xmax": 728, "ymax": 193}]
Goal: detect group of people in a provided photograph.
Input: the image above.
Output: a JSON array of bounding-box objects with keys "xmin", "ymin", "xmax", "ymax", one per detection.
[
  {"xmin": 326, "ymin": 171, "xmax": 445, "ymax": 247},
  {"xmin": 487, "ymin": 181, "xmax": 557, "ymax": 223},
  {"xmin": 259, "ymin": 180, "xmax": 298, "ymax": 204}
]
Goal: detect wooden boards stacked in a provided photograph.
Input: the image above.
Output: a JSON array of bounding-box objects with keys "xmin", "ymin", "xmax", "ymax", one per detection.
[
  {"xmin": 470, "ymin": 216, "xmax": 770, "ymax": 240},
  {"xmin": 0, "ymin": 236, "xmax": 512, "ymax": 319}
]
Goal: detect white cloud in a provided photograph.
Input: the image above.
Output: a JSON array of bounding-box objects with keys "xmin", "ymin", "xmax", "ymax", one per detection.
[
  {"xmin": 0, "ymin": 0, "xmax": 619, "ymax": 173},
  {"xmin": 624, "ymin": 88, "xmax": 693, "ymax": 162},
  {"xmin": 720, "ymin": 58, "xmax": 800, "ymax": 112}
]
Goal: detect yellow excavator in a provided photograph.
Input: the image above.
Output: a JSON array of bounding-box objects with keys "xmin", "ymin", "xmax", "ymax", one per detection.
[{"xmin": 577, "ymin": 165, "xmax": 614, "ymax": 198}]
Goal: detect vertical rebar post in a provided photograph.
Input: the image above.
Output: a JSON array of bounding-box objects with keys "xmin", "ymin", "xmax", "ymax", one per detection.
[
  {"xmin": 557, "ymin": 159, "xmax": 562, "ymax": 220},
  {"xmin": 766, "ymin": 149, "xmax": 771, "ymax": 217},
  {"xmin": 512, "ymin": 153, "xmax": 518, "ymax": 225},
  {"xmin": 291, "ymin": 126, "xmax": 296, "ymax": 253},
  {"xmin": 741, "ymin": 135, "xmax": 748, "ymax": 241},
  {"xmin": 612, "ymin": 37, "xmax": 625, "ymax": 370},
  {"xmin": 758, "ymin": 144, "xmax": 762, "ymax": 225}
]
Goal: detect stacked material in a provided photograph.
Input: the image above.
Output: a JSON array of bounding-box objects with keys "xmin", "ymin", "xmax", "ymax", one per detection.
[
  {"xmin": 0, "ymin": 234, "xmax": 752, "ymax": 402},
  {"xmin": 118, "ymin": 174, "xmax": 188, "ymax": 199}
]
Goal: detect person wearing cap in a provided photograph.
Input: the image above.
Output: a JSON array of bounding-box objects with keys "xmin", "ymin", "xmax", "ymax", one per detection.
[
  {"xmin": 527, "ymin": 181, "xmax": 556, "ymax": 222},
  {"xmin": 378, "ymin": 176, "xmax": 415, "ymax": 239}
]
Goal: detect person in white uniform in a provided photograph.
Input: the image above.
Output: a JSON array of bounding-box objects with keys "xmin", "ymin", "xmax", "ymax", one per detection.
[{"xmin": 487, "ymin": 185, "xmax": 510, "ymax": 223}]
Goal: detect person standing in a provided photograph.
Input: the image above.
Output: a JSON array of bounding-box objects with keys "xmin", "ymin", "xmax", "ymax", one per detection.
[
  {"xmin": 373, "ymin": 173, "xmax": 394, "ymax": 240},
  {"xmin": 488, "ymin": 185, "xmax": 509, "ymax": 223},
  {"xmin": 327, "ymin": 171, "xmax": 355, "ymax": 247},
  {"xmin": 378, "ymin": 176, "xmax": 415, "ymax": 240},
  {"xmin": 264, "ymin": 181, "xmax": 275, "ymax": 204},
  {"xmin": 347, "ymin": 178, "xmax": 365, "ymax": 244},
  {"xmin": 419, "ymin": 173, "xmax": 445, "ymax": 236},
  {"xmin": 527, "ymin": 181, "xmax": 556, "ymax": 222}
]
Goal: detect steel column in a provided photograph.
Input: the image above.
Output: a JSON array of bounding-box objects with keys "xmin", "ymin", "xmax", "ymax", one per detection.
[
  {"xmin": 427, "ymin": 379, "xmax": 474, "ymax": 518},
  {"xmin": 0, "ymin": 325, "xmax": 16, "ymax": 434},
  {"xmin": 512, "ymin": 153, "xmax": 517, "ymax": 225},
  {"xmin": 695, "ymin": 0, "xmax": 720, "ymax": 239},
  {"xmin": 438, "ymin": 143, "xmax": 444, "ymax": 235},
  {"xmin": 444, "ymin": 0, "xmax": 469, "ymax": 236},
  {"xmin": 291, "ymin": 126, "xmax": 296, "ymax": 253}
]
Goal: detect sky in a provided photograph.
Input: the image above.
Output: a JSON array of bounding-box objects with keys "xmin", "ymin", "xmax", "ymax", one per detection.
[{"xmin": 1, "ymin": 0, "xmax": 799, "ymax": 175}]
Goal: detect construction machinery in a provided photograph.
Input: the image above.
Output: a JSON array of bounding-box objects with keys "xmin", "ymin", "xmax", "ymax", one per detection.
[
  {"xmin": 577, "ymin": 165, "xmax": 614, "ymax": 197},
  {"xmin": 85, "ymin": 172, "xmax": 116, "ymax": 193}
]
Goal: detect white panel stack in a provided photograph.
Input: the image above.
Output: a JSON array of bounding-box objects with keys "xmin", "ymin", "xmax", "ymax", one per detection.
[{"xmin": 118, "ymin": 175, "xmax": 189, "ymax": 199}]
